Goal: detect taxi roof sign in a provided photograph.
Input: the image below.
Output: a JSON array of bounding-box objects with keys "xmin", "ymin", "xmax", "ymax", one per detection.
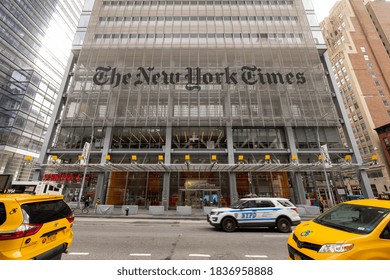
[{"xmin": 378, "ymin": 193, "xmax": 390, "ymax": 200}]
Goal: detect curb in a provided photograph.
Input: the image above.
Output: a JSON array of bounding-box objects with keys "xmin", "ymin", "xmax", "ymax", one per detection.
[{"xmin": 75, "ymin": 214, "xmax": 316, "ymax": 221}]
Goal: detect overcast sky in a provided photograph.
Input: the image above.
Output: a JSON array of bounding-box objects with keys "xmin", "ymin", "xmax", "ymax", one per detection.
[
  {"xmin": 312, "ymin": 0, "xmax": 390, "ymax": 22},
  {"xmin": 311, "ymin": 0, "xmax": 338, "ymax": 22}
]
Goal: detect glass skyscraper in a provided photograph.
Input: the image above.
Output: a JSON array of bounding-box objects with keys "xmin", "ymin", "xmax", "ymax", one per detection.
[
  {"xmin": 0, "ymin": 0, "xmax": 85, "ymax": 180},
  {"xmin": 39, "ymin": 0, "xmax": 373, "ymax": 209}
]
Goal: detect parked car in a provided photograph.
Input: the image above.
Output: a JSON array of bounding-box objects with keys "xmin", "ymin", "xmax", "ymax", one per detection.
[
  {"xmin": 287, "ymin": 194, "xmax": 390, "ymax": 260},
  {"xmin": 207, "ymin": 197, "xmax": 301, "ymax": 233},
  {"xmin": 0, "ymin": 193, "xmax": 74, "ymax": 260}
]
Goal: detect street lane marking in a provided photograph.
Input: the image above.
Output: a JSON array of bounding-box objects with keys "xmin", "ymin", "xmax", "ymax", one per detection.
[
  {"xmin": 69, "ymin": 252, "xmax": 90, "ymax": 256},
  {"xmin": 245, "ymin": 255, "xmax": 268, "ymax": 258},
  {"xmin": 189, "ymin": 254, "xmax": 211, "ymax": 258},
  {"xmin": 130, "ymin": 253, "xmax": 152, "ymax": 257}
]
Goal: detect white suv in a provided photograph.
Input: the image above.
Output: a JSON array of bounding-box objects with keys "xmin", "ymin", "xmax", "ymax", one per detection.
[{"xmin": 207, "ymin": 197, "xmax": 301, "ymax": 233}]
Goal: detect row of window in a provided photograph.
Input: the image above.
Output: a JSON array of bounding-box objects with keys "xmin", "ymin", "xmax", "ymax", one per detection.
[
  {"xmin": 102, "ymin": 1, "xmax": 294, "ymax": 7},
  {"xmin": 362, "ymin": 49, "xmax": 389, "ymax": 106},
  {"xmin": 95, "ymin": 32, "xmax": 304, "ymax": 40},
  {"xmin": 55, "ymin": 126, "xmax": 342, "ymax": 151},
  {"xmin": 98, "ymin": 15, "xmax": 298, "ymax": 22},
  {"xmin": 0, "ymin": 130, "xmax": 43, "ymax": 153},
  {"xmin": 360, "ymin": 145, "xmax": 376, "ymax": 156}
]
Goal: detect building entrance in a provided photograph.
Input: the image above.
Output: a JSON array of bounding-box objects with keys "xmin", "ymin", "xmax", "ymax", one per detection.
[
  {"xmin": 178, "ymin": 188, "xmax": 221, "ymax": 208},
  {"xmin": 169, "ymin": 172, "xmax": 229, "ymax": 209}
]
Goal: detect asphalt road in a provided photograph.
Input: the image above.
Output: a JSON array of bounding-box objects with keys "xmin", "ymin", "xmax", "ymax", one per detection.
[{"xmin": 63, "ymin": 217, "xmax": 291, "ymax": 260}]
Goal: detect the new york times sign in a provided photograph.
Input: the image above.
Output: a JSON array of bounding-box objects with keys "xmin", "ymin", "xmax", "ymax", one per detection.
[{"xmin": 92, "ymin": 66, "xmax": 306, "ymax": 91}]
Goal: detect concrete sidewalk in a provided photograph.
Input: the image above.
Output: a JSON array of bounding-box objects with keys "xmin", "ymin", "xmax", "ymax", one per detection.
[
  {"xmin": 77, "ymin": 206, "xmax": 213, "ymax": 220},
  {"xmin": 75, "ymin": 206, "xmax": 317, "ymax": 221}
]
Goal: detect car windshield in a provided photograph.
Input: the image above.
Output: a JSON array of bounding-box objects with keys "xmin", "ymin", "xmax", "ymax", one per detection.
[{"xmin": 314, "ymin": 203, "xmax": 389, "ymax": 234}]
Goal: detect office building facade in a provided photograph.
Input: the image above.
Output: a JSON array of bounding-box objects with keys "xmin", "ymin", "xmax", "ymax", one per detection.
[
  {"xmin": 38, "ymin": 0, "xmax": 373, "ymax": 208},
  {"xmin": 321, "ymin": 0, "xmax": 390, "ymax": 196},
  {"xmin": 0, "ymin": 0, "xmax": 85, "ymax": 180}
]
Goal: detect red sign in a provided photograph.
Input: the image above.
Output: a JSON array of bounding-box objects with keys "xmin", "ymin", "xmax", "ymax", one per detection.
[{"xmin": 43, "ymin": 173, "xmax": 95, "ymax": 183}]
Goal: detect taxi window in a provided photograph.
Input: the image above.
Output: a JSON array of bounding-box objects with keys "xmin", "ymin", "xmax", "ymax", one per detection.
[
  {"xmin": 380, "ymin": 222, "xmax": 390, "ymax": 239},
  {"xmin": 22, "ymin": 200, "xmax": 71, "ymax": 224},
  {"xmin": 315, "ymin": 204, "xmax": 390, "ymax": 234},
  {"xmin": 0, "ymin": 203, "xmax": 5, "ymax": 226}
]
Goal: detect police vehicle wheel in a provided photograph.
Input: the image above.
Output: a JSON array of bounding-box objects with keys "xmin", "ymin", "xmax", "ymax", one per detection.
[
  {"xmin": 221, "ymin": 217, "xmax": 237, "ymax": 232},
  {"xmin": 276, "ymin": 217, "xmax": 291, "ymax": 233}
]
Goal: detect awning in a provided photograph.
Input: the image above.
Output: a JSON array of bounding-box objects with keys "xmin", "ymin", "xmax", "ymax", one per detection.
[{"xmin": 38, "ymin": 162, "xmax": 369, "ymax": 173}]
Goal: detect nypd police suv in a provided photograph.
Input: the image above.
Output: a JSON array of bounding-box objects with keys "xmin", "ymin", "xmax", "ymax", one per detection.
[{"xmin": 207, "ymin": 196, "xmax": 301, "ymax": 233}]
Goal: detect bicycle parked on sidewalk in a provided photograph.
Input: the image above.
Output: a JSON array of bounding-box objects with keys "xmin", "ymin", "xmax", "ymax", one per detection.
[
  {"xmin": 71, "ymin": 196, "xmax": 91, "ymax": 214},
  {"xmin": 71, "ymin": 204, "xmax": 90, "ymax": 214}
]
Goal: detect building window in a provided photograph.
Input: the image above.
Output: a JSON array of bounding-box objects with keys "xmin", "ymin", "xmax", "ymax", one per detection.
[
  {"xmin": 364, "ymin": 55, "xmax": 369, "ymax": 61},
  {"xmin": 375, "ymin": 80, "xmax": 381, "ymax": 86},
  {"xmin": 360, "ymin": 47, "xmax": 366, "ymax": 53},
  {"xmin": 73, "ymin": 31, "xmax": 85, "ymax": 45},
  {"xmin": 383, "ymin": 100, "xmax": 389, "ymax": 107},
  {"xmin": 368, "ymin": 170, "xmax": 383, "ymax": 178}
]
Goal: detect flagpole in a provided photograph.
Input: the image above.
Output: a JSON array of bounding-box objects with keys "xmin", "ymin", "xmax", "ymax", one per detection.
[
  {"xmin": 321, "ymin": 146, "xmax": 335, "ymax": 208},
  {"xmin": 77, "ymin": 116, "xmax": 94, "ymax": 209},
  {"xmin": 317, "ymin": 127, "xmax": 335, "ymax": 208}
]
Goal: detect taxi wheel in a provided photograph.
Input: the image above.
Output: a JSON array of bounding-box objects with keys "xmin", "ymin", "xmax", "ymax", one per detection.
[
  {"xmin": 221, "ymin": 217, "xmax": 237, "ymax": 232},
  {"xmin": 276, "ymin": 217, "xmax": 291, "ymax": 233}
]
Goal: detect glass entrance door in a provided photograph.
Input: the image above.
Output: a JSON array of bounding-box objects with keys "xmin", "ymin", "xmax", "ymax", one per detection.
[
  {"xmin": 178, "ymin": 189, "xmax": 221, "ymax": 208},
  {"xmin": 169, "ymin": 172, "xmax": 229, "ymax": 209}
]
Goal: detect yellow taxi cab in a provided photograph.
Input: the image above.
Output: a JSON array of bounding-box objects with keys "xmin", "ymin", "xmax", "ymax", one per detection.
[
  {"xmin": 0, "ymin": 193, "xmax": 74, "ymax": 260},
  {"xmin": 287, "ymin": 194, "xmax": 390, "ymax": 260}
]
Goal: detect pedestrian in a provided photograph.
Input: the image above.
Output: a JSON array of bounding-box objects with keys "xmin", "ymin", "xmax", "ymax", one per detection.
[
  {"xmin": 319, "ymin": 199, "xmax": 325, "ymax": 213},
  {"xmin": 95, "ymin": 197, "xmax": 100, "ymax": 208},
  {"xmin": 84, "ymin": 196, "xmax": 90, "ymax": 208}
]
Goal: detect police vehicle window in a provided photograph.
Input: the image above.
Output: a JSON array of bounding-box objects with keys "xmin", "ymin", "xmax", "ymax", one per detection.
[
  {"xmin": 0, "ymin": 203, "xmax": 6, "ymax": 226},
  {"xmin": 22, "ymin": 200, "xmax": 71, "ymax": 224},
  {"xmin": 257, "ymin": 200, "xmax": 275, "ymax": 207},
  {"xmin": 246, "ymin": 200, "xmax": 257, "ymax": 208},
  {"xmin": 277, "ymin": 200, "xmax": 293, "ymax": 207}
]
